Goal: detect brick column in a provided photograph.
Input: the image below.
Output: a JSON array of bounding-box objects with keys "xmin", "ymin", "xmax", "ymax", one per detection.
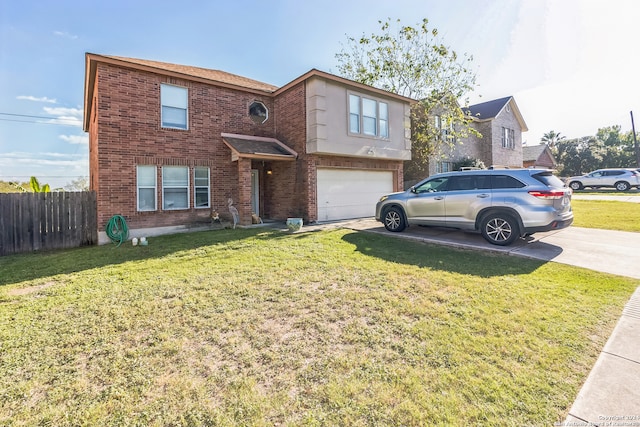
[{"xmin": 237, "ymin": 158, "xmax": 252, "ymax": 225}]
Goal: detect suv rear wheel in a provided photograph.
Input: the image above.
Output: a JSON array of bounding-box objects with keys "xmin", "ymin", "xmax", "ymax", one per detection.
[
  {"xmin": 481, "ymin": 212, "xmax": 520, "ymax": 246},
  {"xmin": 383, "ymin": 206, "xmax": 406, "ymax": 232}
]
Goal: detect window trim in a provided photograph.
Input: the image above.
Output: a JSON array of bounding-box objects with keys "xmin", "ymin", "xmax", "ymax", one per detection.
[
  {"xmin": 348, "ymin": 92, "xmax": 390, "ymax": 139},
  {"xmin": 137, "ymin": 165, "xmax": 157, "ymax": 212},
  {"xmin": 249, "ymin": 101, "xmax": 268, "ymax": 124},
  {"xmin": 161, "ymin": 83, "xmax": 188, "ymax": 130},
  {"xmin": 194, "ymin": 166, "xmax": 210, "ymax": 209},
  {"xmin": 162, "ymin": 166, "xmax": 190, "ymax": 210}
]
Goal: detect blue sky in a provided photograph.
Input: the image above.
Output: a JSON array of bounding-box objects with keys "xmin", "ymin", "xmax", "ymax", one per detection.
[{"xmin": 1, "ymin": 0, "xmax": 639, "ymax": 188}]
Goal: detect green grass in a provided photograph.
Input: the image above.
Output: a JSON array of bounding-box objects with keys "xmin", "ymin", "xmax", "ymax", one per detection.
[
  {"xmin": 571, "ymin": 199, "xmax": 640, "ymax": 232},
  {"xmin": 0, "ymin": 228, "xmax": 637, "ymax": 426}
]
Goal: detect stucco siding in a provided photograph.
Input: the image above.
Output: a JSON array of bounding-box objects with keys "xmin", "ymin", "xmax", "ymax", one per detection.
[{"xmin": 306, "ymin": 77, "xmax": 411, "ymax": 160}]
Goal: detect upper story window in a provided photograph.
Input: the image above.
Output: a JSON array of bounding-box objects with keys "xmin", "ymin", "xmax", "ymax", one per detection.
[
  {"xmin": 161, "ymin": 84, "xmax": 188, "ymax": 129},
  {"xmin": 502, "ymin": 127, "xmax": 515, "ymax": 149},
  {"xmin": 434, "ymin": 115, "xmax": 454, "ymax": 141},
  {"xmin": 249, "ymin": 101, "xmax": 268, "ymax": 124},
  {"xmin": 348, "ymin": 94, "xmax": 389, "ymax": 138}
]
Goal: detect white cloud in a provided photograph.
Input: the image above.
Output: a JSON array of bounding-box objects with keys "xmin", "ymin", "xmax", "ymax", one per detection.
[
  {"xmin": 59, "ymin": 134, "xmax": 88, "ymax": 145},
  {"xmin": 16, "ymin": 95, "xmax": 57, "ymax": 104},
  {"xmin": 0, "ymin": 151, "xmax": 88, "ymax": 189},
  {"xmin": 53, "ymin": 31, "xmax": 78, "ymax": 40},
  {"xmin": 42, "ymin": 106, "xmax": 83, "ymax": 127}
]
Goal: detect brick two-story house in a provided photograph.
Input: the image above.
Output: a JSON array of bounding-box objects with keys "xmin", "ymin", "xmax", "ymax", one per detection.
[
  {"xmin": 429, "ymin": 96, "xmax": 528, "ymax": 175},
  {"xmin": 83, "ymin": 54, "xmax": 413, "ymax": 241}
]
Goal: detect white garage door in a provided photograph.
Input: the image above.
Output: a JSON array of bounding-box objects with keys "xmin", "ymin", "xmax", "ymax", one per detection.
[{"xmin": 317, "ymin": 169, "xmax": 394, "ymax": 221}]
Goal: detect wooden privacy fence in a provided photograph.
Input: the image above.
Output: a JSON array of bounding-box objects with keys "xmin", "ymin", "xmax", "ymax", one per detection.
[{"xmin": 0, "ymin": 191, "xmax": 97, "ymax": 256}]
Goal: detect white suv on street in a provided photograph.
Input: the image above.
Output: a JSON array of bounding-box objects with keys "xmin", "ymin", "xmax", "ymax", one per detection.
[
  {"xmin": 566, "ymin": 168, "xmax": 640, "ymax": 191},
  {"xmin": 375, "ymin": 168, "xmax": 573, "ymax": 246}
]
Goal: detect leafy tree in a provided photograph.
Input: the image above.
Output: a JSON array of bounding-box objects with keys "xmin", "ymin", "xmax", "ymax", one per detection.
[
  {"xmin": 453, "ymin": 156, "xmax": 486, "ymax": 171},
  {"xmin": 0, "ymin": 180, "xmax": 29, "ymax": 193},
  {"xmin": 552, "ymin": 126, "xmax": 636, "ymax": 176},
  {"xmin": 335, "ymin": 18, "xmax": 477, "ymax": 182}
]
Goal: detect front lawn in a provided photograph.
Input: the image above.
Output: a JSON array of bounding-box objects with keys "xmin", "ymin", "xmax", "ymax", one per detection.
[
  {"xmin": 0, "ymin": 228, "xmax": 637, "ymax": 426},
  {"xmin": 571, "ymin": 199, "xmax": 640, "ymax": 232}
]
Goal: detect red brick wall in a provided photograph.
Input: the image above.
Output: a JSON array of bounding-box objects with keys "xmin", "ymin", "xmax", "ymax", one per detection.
[
  {"xmin": 91, "ymin": 62, "xmax": 277, "ymax": 229},
  {"xmin": 271, "ymin": 81, "xmax": 308, "ymax": 220}
]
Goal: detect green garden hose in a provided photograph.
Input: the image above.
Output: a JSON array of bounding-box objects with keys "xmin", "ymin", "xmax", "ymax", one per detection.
[{"xmin": 105, "ymin": 215, "xmax": 129, "ymax": 247}]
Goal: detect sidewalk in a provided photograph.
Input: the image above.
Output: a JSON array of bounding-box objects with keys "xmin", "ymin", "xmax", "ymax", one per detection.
[{"xmin": 564, "ymin": 286, "xmax": 640, "ymax": 426}]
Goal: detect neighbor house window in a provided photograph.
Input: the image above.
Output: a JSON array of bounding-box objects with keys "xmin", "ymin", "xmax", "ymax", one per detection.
[
  {"xmin": 502, "ymin": 127, "xmax": 515, "ymax": 149},
  {"xmin": 436, "ymin": 161, "xmax": 452, "ymax": 173},
  {"xmin": 161, "ymin": 84, "xmax": 188, "ymax": 129},
  {"xmin": 137, "ymin": 165, "xmax": 157, "ymax": 211},
  {"xmin": 162, "ymin": 166, "xmax": 189, "ymax": 210},
  {"xmin": 348, "ymin": 94, "xmax": 389, "ymax": 138},
  {"xmin": 194, "ymin": 167, "xmax": 210, "ymax": 208},
  {"xmin": 434, "ymin": 115, "xmax": 442, "ymax": 130}
]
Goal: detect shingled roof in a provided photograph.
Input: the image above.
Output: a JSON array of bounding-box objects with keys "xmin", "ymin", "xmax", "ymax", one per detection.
[
  {"xmin": 465, "ymin": 96, "xmax": 513, "ymax": 120},
  {"xmin": 94, "ymin": 54, "xmax": 279, "ymax": 93},
  {"xmin": 464, "ymin": 96, "xmax": 529, "ymax": 132}
]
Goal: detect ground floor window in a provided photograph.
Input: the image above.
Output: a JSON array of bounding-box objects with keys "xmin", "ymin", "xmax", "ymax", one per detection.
[
  {"xmin": 436, "ymin": 161, "xmax": 452, "ymax": 173},
  {"xmin": 162, "ymin": 166, "xmax": 189, "ymax": 210},
  {"xmin": 194, "ymin": 167, "xmax": 210, "ymax": 208},
  {"xmin": 137, "ymin": 165, "xmax": 157, "ymax": 211}
]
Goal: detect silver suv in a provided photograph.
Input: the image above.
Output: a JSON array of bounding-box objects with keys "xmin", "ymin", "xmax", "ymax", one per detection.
[
  {"xmin": 375, "ymin": 168, "xmax": 573, "ymax": 246},
  {"xmin": 566, "ymin": 168, "xmax": 640, "ymax": 191}
]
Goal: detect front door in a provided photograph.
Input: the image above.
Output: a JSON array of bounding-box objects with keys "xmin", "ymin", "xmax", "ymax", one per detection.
[{"xmin": 251, "ymin": 169, "xmax": 259, "ymax": 216}]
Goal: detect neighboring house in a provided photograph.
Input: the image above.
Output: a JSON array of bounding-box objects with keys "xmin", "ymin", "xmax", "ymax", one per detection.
[
  {"xmin": 83, "ymin": 53, "xmax": 413, "ymax": 241},
  {"xmin": 522, "ymin": 144, "xmax": 557, "ymax": 169},
  {"xmin": 429, "ymin": 96, "xmax": 528, "ymax": 175}
]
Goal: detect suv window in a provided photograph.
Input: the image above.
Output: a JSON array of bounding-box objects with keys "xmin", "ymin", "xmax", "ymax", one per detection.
[
  {"xmin": 448, "ymin": 175, "xmax": 491, "ymax": 191},
  {"xmin": 604, "ymin": 170, "xmax": 624, "ymax": 176},
  {"xmin": 532, "ymin": 171, "xmax": 566, "ymax": 188},
  {"xmin": 491, "ymin": 175, "xmax": 525, "ymax": 189},
  {"xmin": 414, "ymin": 177, "xmax": 449, "ymax": 193}
]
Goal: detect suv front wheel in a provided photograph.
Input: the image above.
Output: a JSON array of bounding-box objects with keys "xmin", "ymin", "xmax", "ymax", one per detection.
[
  {"xmin": 383, "ymin": 206, "xmax": 407, "ymax": 232},
  {"xmin": 615, "ymin": 181, "xmax": 631, "ymax": 191},
  {"xmin": 481, "ymin": 212, "xmax": 520, "ymax": 246},
  {"xmin": 569, "ymin": 181, "xmax": 583, "ymax": 191}
]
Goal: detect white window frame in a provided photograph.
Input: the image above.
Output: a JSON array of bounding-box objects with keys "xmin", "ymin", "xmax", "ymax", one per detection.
[
  {"xmin": 161, "ymin": 84, "xmax": 188, "ymax": 130},
  {"xmin": 502, "ymin": 127, "xmax": 515, "ymax": 149},
  {"xmin": 348, "ymin": 93, "xmax": 389, "ymax": 139},
  {"xmin": 137, "ymin": 165, "xmax": 157, "ymax": 211},
  {"xmin": 162, "ymin": 166, "xmax": 190, "ymax": 210},
  {"xmin": 194, "ymin": 167, "xmax": 210, "ymax": 209}
]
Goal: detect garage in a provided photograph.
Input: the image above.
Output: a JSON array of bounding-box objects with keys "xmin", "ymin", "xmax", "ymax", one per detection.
[{"xmin": 316, "ymin": 168, "xmax": 394, "ymax": 221}]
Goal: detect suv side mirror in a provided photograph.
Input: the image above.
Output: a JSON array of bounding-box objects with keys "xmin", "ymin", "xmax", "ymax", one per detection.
[{"xmin": 410, "ymin": 186, "xmax": 417, "ymax": 194}]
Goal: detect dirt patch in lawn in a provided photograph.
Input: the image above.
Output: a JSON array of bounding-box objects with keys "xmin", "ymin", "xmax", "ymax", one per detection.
[{"xmin": 7, "ymin": 281, "xmax": 57, "ymax": 296}]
